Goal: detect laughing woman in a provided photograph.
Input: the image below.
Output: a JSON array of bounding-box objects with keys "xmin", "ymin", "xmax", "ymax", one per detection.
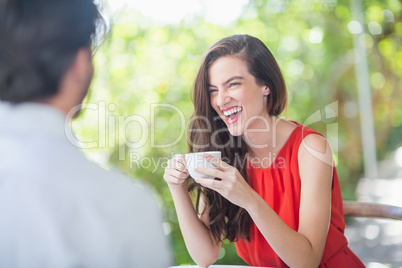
[{"xmin": 163, "ymin": 34, "xmax": 364, "ymax": 268}]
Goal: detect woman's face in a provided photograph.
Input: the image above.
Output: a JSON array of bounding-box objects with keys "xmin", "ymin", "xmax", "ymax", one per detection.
[{"xmin": 208, "ymin": 56, "xmax": 270, "ymax": 137}]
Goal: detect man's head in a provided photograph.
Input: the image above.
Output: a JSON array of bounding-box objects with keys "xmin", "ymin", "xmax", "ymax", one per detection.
[{"xmin": 0, "ymin": 0, "xmax": 105, "ymax": 113}]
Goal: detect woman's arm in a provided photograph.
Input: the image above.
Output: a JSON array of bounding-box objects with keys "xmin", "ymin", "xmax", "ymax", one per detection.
[
  {"xmin": 164, "ymin": 155, "xmax": 221, "ymax": 267},
  {"xmin": 195, "ymin": 134, "xmax": 333, "ymax": 268}
]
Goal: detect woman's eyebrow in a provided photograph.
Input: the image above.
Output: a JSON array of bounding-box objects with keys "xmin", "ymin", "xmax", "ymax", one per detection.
[
  {"xmin": 223, "ymin": 76, "xmax": 244, "ymax": 86},
  {"xmin": 208, "ymin": 76, "xmax": 244, "ymax": 88}
]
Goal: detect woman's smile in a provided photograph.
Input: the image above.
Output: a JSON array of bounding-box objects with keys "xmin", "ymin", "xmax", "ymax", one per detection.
[{"xmin": 221, "ymin": 106, "xmax": 243, "ymax": 124}]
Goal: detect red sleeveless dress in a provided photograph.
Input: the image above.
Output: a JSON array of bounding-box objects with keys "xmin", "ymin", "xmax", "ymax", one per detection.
[{"xmin": 234, "ymin": 122, "xmax": 365, "ymax": 267}]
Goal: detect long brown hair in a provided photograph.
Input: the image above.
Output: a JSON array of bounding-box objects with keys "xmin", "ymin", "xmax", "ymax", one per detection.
[{"xmin": 188, "ymin": 34, "xmax": 287, "ymax": 242}]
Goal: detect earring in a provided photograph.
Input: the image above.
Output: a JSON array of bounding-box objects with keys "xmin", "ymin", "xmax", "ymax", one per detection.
[{"xmin": 263, "ymin": 87, "xmax": 270, "ymax": 96}]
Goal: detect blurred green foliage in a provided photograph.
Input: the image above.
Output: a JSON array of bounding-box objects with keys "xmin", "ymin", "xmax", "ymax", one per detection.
[{"xmin": 72, "ymin": 0, "xmax": 402, "ymax": 265}]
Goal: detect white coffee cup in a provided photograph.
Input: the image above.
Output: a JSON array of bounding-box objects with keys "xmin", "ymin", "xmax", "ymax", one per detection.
[{"xmin": 185, "ymin": 151, "xmax": 222, "ymax": 179}]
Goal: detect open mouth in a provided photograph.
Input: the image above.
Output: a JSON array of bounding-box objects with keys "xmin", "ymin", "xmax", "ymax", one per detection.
[{"xmin": 222, "ymin": 106, "xmax": 243, "ymax": 125}]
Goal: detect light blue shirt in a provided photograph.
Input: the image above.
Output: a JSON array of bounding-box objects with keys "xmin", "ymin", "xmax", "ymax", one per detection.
[{"xmin": 0, "ymin": 102, "xmax": 172, "ymax": 268}]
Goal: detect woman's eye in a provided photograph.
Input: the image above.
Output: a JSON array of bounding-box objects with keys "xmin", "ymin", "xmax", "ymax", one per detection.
[
  {"xmin": 229, "ymin": 82, "xmax": 240, "ymax": 87},
  {"xmin": 209, "ymin": 89, "xmax": 218, "ymax": 94}
]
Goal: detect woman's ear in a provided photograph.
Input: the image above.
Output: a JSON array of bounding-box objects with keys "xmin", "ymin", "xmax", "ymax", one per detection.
[{"xmin": 263, "ymin": 86, "xmax": 270, "ymax": 96}]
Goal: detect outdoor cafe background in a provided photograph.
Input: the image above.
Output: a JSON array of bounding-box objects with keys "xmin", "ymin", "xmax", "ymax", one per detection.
[{"xmin": 69, "ymin": 0, "xmax": 402, "ymax": 265}]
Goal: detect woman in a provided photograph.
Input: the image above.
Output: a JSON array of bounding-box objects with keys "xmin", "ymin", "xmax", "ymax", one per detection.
[{"xmin": 163, "ymin": 34, "xmax": 364, "ymax": 268}]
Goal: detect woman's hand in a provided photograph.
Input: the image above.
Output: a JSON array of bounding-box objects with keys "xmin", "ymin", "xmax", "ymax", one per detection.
[
  {"xmin": 163, "ymin": 154, "xmax": 189, "ymax": 190},
  {"xmin": 194, "ymin": 153, "xmax": 256, "ymax": 209}
]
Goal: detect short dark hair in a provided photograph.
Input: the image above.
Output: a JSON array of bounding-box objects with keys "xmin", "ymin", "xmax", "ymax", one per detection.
[{"xmin": 0, "ymin": 0, "xmax": 105, "ymax": 103}]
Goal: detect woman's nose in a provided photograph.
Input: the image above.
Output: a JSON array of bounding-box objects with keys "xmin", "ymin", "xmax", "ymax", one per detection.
[{"xmin": 216, "ymin": 90, "xmax": 231, "ymax": 107}]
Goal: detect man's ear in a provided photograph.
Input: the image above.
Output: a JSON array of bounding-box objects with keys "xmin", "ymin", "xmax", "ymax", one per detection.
[
  {"xmin": 70, "ymin": 47, "xmax": 93, "ymax": 83},
  {"xmin": 57, "ymin": 47, "xmax": 93, "ymax": 109},
  {"xmin": 45, "ymin": 47, "xmax": 93, "ymax": 116}
]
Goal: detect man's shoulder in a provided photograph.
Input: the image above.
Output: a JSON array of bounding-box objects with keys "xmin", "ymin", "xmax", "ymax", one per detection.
[
  {"xmin": 69, "ymin": 154, "xmax": 155, "ymax": 198},
  {"xmin": 32, "ymin": 140, "xmax": 156, "ymax": 202},
  {"xmin": 91, "ymin": 165, "xmax": 156, "ymax": 200},
  {"xmin": 1, "ymin": 132, "xmax": 158, "ymax": 205}
]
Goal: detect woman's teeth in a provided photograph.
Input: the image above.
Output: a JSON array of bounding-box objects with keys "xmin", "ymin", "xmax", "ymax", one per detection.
[{"xmin": 223, "ymin": 107, "xmax": 243, "ymax": 117}]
